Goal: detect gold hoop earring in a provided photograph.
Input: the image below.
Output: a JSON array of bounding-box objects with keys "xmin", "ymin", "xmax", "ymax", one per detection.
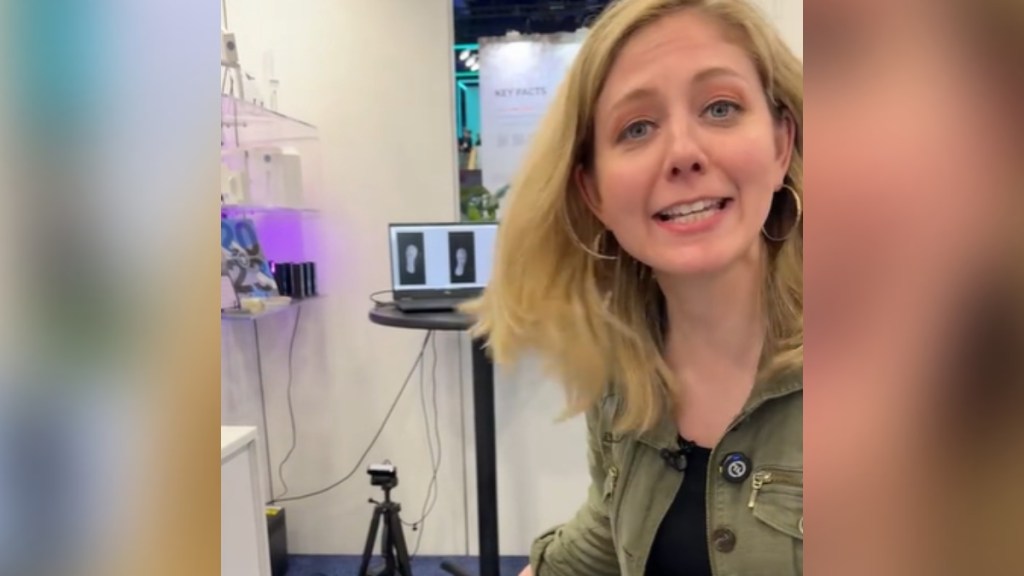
[
  {"xmin": 566, "ymin": 226, "xmax": 616, "ymax": 260},
  {"xmin": 563, "ymin": 206, "xmax": 617, "ymax": 260},
  {"xmin": 587, "ymin": 228, "xmax": 618, "ymax": 260},
  {"xmin": 762, "ymin": 184, "xmax": 802, "ymax": 242}
]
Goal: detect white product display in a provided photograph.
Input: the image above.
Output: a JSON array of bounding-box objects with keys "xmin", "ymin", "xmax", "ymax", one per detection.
[
  {"xmin": 263, "ymin": 51, "xmax": 281, "ymax": 112},
  {"xmin": 242, "ymin": 71, "xmax": 265, "ymax": 107},
  {"xmin": 222, "ymin": 426, "xmax": 272, "ymax": 576},
  {"xmin": 247, "ymin": 146, "xmax": 305, "ymax": 207}
]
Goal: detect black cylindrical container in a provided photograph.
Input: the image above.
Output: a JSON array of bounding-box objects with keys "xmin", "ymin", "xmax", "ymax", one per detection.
[
  {"xmin": 301, "ymin": 262, "xmax": 315, "ymax": 297},
  {"xmin": 290, "ymin": 262, "xmax": 306, "ymax": 299},
  {"xmin": 276, "ymin": 263, "xmax": 293, "ymax": 297}
]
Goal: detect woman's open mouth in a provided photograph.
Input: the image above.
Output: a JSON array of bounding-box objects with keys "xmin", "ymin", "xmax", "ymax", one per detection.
[{"xmin": 654, "ymin": 198, "xmax": 733, "ymax": 224}]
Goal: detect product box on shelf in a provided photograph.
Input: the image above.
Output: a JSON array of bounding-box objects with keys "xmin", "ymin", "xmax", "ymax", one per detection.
[
  {"xmin": 246, "ymin": 146, "xmax": 304, "ymax": 208},
  {"xmin": 221, "ymin": 217, "xmax": 279, "ymax": 298}
]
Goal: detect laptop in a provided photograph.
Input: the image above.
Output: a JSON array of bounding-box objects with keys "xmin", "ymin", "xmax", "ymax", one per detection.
[{"xmin": 388, "ymin": 221, "xmax": 498, "ymax": 312}]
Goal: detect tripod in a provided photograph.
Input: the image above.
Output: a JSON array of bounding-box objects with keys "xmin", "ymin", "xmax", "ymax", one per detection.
[{"xmin": 358, "ymin": 482, "xmax": 413, "ymax": 576}]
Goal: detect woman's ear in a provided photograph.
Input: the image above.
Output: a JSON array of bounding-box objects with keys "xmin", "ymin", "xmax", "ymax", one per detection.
[{"xmin": 774, "ymin": 108, "xmax": 797, "ymax": 180}]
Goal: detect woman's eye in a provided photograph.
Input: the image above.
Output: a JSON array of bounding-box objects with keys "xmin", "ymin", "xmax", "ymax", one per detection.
[
  {"xmin": 704, "ymin": 100, "xmax": 741, "ymax": 120},
  {"xmin": 620, "ymin": 120, "xmax": 654, "ymax": 141}
]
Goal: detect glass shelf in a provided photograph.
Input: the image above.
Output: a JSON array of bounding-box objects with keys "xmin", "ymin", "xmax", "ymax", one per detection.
[
  {"xmin": 220, "ymin": 204, "xmax": 320, "ymax": 217},
  {"xmin": 221, "ymin": 94, "xmax": 319, "ymax": 151},
  {"xmin": 221, "ymin": 94, "xmax": 317, "ymax": 129},
  {"xmin": 221, "ymin": 296, "xmax": 323, "ymax": 321}
]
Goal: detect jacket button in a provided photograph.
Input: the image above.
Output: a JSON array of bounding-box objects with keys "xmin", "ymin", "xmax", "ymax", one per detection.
[{"xmin": 711, "ymin": 527, "xmax": 737, "ymax": 553}]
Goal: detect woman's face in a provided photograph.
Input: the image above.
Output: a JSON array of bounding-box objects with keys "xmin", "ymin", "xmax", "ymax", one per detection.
[
  {"xmin": 405, "ymin": 244, "xmax": 418, "ymax": 261},
  {"xmin": 456, "ymin": 248, "xmax": 467, "ymax": 265},
  {"xmin": 581, "ymin": 9, "xmax": 794, "ymax": 277}
]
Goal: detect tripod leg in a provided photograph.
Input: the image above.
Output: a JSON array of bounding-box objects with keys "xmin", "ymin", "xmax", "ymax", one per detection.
[
  {"xmin": 358, "ymin": 507, "xmax": 384, "ymax": 576},
  {"xmin": 389, "ymin": 508, "xmax": 414, "ymax": 576},
  {"xmin": 382, "ymin": 510, "xmax": 395, "ymax": 576}
]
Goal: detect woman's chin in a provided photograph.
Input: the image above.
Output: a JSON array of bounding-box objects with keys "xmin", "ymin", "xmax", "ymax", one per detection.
[
  {"xmin": 648, "ymin": 250, "xmax": 737, "ymax": 279},
  {"xmin": 644, "ymin": 237, "xmax": 762, "ymax": 279}
]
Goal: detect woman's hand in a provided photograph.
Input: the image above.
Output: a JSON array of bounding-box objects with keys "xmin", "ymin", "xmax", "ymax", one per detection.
[{"xmin": 517, "ymin": 565, "xmax": 534, "ymax": 576}]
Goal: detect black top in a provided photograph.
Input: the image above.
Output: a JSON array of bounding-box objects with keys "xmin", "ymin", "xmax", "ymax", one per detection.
[
  {"xmin": 368, "ymin": 303, "xmax": 473, "ymax": 331},
  {"xmin": 646, "ymin": 437, "xmax": 713, "ymax": 576}
]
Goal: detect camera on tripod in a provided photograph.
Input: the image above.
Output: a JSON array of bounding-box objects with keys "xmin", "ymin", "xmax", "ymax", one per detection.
[
  {"xmin": 368, "ymin": 462, "xmax": 398, "ymax": 489},
  {"xmin": 359, "ymin": 461, "xmax": 410, "ymax": 576},
  {"xmin": 358, "ymin": 460, "xmax": 467, "ymax": 576}
]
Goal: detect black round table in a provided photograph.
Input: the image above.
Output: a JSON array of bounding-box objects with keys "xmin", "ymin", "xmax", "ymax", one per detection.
[
  {"xmin": 369, "ymin": 305, "xmax": 475, "ymax": 332},
  {"xmin": 369, "ymin": 304, "xmax": 500, "ymax": 576}
]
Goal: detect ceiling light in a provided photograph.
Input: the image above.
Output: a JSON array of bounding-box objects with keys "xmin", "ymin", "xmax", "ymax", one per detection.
[
  {"xmin": 459, "ymin": 50, "xmax": 470, "ymax": 61},
  {"xmin": 466, "ymin": 55, "xmax": 478, "ymax": 67}
]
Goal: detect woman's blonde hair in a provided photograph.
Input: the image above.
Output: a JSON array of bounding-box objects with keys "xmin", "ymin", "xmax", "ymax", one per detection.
[{"xmin": 463, "ymin": 0, "xmax": 803, "ymax": 433}]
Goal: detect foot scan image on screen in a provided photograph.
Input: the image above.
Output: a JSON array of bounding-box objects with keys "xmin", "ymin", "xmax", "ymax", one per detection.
[
  {"xmin": 405, "ymin": 244, "xmax": 419, "ymax": 275},
  {"xmin": 396, "ymin": 231, "xmax": 427, "ymax": 286},
  {"xmin": 447, "ymin": 230, "xmax": 477, "ymax": 284}
]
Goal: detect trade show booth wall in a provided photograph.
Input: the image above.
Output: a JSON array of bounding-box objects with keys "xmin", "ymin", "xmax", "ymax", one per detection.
[{"xmin": 219, "ymin": 0, "xmax": 589, "ymax": 557}]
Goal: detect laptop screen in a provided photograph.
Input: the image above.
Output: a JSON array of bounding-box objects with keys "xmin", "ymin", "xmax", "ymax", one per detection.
[{"xmin": 389, "ymin": 222, "xmax": 498, "ymax": 294}]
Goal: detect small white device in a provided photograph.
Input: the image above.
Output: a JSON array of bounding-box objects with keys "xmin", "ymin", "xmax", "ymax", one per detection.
[
  {"xmin": 221, "ymin": 31, "xmax": 239, "ymax": 66},
  {"xmin": 220, "ymin": 164, "xmax": 250, "ymax": 205}
]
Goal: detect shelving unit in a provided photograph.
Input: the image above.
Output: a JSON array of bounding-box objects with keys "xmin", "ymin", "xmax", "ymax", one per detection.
[
  {"xmin": 220, "ymin": 204, "xmax": 320, "ymax": 217},
  {"xmin": 221, "ymin": 92, "xmax": 324, "ymax": 504},
  {"xmin": 221, "ymin": 296, "xmax": 322, "ymax": 321},
  {"xmin": 221, "ymin": 94, "xmax": 319, "ymax": 152}
]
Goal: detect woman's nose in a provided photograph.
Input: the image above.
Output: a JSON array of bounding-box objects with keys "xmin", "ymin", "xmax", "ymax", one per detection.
[{"xmin": 665, "ymin": 117, "xmax": 707, "ymax": 178}]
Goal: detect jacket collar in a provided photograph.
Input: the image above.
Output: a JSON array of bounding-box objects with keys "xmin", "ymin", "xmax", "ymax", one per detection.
[
  {"xmin": 633, "ymin": 368, "xmax": 802, "ymax": 452},
  {"xmin": 743, "ymin": 368, "xmax": 802, "ymax": 413}
]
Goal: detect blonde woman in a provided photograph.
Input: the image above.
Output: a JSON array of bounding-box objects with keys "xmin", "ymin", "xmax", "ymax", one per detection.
[{"xmin": 464, "ymin": 0, "xmax": 802, "ymax": 574}]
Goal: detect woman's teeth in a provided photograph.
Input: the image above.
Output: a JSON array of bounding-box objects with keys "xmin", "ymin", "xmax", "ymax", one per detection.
[{"xmin": 656, "ymin": 199, "xmax": 728, "ymax": 223}]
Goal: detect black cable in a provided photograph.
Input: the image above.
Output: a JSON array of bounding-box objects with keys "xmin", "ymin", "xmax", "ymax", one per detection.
[
  {"xmin": 408, "ymin": 333, "xmax": 443, "ymax": 557},
  {"xmin": 369, "ymin": 289, "xmax": 393, "ymax": 306},
  {"xmin": 428, "ymin": 332, "xmax": 442, "ymax": 513},
  {"xmin": 273, "ymin": 331, "xmax": 432, "ymax": 504},
  {"xmin": 273, "ymin": 305, "xmax": 303, "ymax": 500},
  {"xmin": 403, "ymin": 331, "xmax": 438, "ymax": 525}
]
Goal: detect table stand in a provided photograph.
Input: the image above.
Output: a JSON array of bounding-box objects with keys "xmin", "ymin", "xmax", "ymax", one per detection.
[{"xmin": 368, "ymin": 305, "xmax": 500, "ymax": 576}]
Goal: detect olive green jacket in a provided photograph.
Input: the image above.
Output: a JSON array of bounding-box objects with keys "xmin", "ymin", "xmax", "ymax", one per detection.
[{"xmin": 529, "ymin": 372, "xmax": 803, "ymax": 576}]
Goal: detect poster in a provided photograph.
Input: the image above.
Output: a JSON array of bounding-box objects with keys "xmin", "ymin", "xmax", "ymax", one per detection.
[{"xmin": 475, "ymin": 31, "xmax": 586, "ymax": 220}]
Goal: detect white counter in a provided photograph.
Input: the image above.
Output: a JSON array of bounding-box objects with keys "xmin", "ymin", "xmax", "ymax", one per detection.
[
  {"xmin": 222, "ymin": 426, "xmax": 272, "ymax": 576},
  {"xmin": 222, "ymin": 426, "xmax": 258, "ymax": 459}
]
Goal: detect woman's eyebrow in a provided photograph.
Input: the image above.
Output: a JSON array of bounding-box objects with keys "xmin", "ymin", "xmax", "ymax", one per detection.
[{"xmin": 607, "ymin": 66, "xmax": 750, "ymax": 113}]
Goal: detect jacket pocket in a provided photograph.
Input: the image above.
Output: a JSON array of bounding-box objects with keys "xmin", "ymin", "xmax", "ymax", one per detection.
[{"xmin": 749, "ymin": 466, "xmax": 804, "ymax": 575}]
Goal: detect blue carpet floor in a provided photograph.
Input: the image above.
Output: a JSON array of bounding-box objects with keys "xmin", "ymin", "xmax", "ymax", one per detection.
[{"xmin": 286, "ymin": 555, "xmax": 530, "ymax": 576}]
